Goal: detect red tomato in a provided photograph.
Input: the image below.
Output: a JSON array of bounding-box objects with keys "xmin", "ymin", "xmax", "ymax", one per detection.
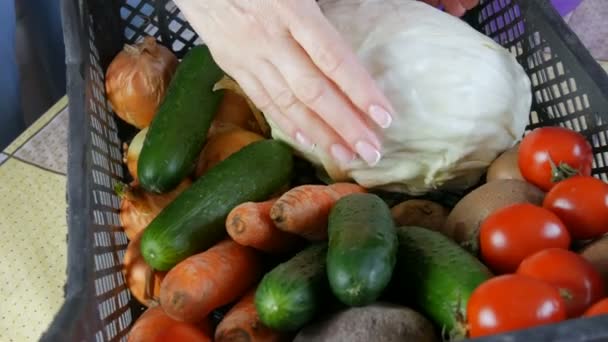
[
  {"xmin": 480, "ymin": 203, "xmax": 571, "ymax": 274},
  {"xmin": 467, "ymin": 274, "xmax": 567, "ymax": 338},
  {"xmin": 518, "ymin": 126, "xmax": 593, "ymax": 191},
  {"xmin": 517, "ymin": 248, "xmax": 605, "ymax": 317},
  {"xmin": 543, "ymin": 176, "xmax": 608, "ymax": 240},
  {"xmin": 583, "ymin": 298, "xmax": 608, "ymax": 317},
  {"xmin": 152, "ymin": 324, "xmax": 211, "ymax": 342}
]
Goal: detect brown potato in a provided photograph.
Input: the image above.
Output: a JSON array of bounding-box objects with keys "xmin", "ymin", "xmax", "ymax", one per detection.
[
  {"xmin": 579, "ymin": 236, "xmax": 608, "ymax": 294},
  {"xmin": 294, "ymin": 303, "xmax": 437, "ymax": 342},
  {"xmin": 443, "ymin": 179, "xmax": 545, "ymax": 253},
  {"xmin": 391, "ymin": 199, "xmax": 449, "ymax": 232},
  {"xmin": 486, "ymin": 144, "xmax": 524, "ymax": 182}
]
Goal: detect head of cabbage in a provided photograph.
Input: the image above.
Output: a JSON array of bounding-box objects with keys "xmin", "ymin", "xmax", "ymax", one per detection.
[{"xmin": 265, "ymin": 0, "xmax": 532, "ymax": 195}]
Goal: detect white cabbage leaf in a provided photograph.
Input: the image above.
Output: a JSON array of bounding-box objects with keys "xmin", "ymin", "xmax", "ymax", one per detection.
[{"xmin": 265, "ymin": 0, "xmax": 532, "ymax": 195}]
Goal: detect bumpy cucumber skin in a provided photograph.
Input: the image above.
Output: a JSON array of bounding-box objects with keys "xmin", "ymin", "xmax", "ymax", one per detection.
[
  {"xmin": 327, "ymin": 193, "xmax": 397, "ymax": 306},
  {"xmin": 138, "ymin": 45, "xmax": 225, "ymax": 194},
  {"xmin": 395, "ymin": 226, "xmax": 493, "ymax": 333},
  {"xmin": 255, "ymin": 243, "xmax": 328, "ymax": 332},
  {"xmin": 140, "ymin": 140, "xmax": 293, "ymax": 271}
]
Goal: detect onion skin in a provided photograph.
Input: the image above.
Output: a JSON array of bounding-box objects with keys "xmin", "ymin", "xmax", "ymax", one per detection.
[
  {"xmin": 123, "ymin": 232, "xmax": 166, "ymax": 307},
  {"xmin": 194, "ymin": 128, "xmax": 264, "ymax": 178},
  {"xmin": 123, "ymin": 128, "xmax": 148, "ymax": 185},
  {"xmin": 105, "ymin": 36, "xmax": 178, "ymax": 129}
]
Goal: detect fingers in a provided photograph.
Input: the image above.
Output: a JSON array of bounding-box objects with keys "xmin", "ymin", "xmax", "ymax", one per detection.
[
  {"xmin": 442, "ymin": 0, "xmax": 467, "ymax": 16},
  {"xmin": 269, "ymin": 36, "xmax": 383, "ymax": 166},
  {"xmin": 256, "ymin": 61, "xmax": 357, "ymax": 166},
  {"xmin": 284, "ymin": 0, "xmax": 395, "ymax": 131},
  {"xmin": 459, "ymin": 0, "xmax": 479, "ymax": 10}
]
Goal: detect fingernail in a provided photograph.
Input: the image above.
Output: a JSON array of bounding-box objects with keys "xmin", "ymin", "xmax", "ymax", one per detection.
[
  {"xmin": 369, "ymin": 105, "xmax": 393, "ymax": 129},
  {"xmin": 355, "ymin": 140, "xmax": 382, "ymax": 166},
  {"xmin": 295, "ymin": 131, "xmax": 313, "ymax": 150},
  {"xmin": 330, "ymin": 144, "xmax": 355, "ymax": 166}
]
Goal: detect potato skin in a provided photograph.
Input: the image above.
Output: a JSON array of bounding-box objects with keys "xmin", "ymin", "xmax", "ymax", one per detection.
[
  {"xmin": 293, "ymin": 303, "xmax": 437, "ymax": 342},
  {"xmin": 443, "ymin": 179, "xmax": 545, "ymax": 253},
  {"xmin": 580, "ymin": 236, "xmax": 608, "ymax": 295},
  {"xmin": 391, "ymin": 199, "xmax": 449, "ymax": 233},
  {"xmin": 486, "ymin": 144, "xmax": 524, "ymax": 182}
]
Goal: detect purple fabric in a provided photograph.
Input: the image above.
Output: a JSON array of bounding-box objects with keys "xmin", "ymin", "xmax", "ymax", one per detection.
[{"xmin": 551, "ymin": 0, "xmax": 583, "ymax": 16}]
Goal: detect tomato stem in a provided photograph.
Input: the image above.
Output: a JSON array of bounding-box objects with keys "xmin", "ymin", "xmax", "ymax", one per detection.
[
  {"xmin": 549, "ymin": 157, "xmax": 580, "ymax": 183},
  {"xmin": 559, "ymin": 288, "xmax": 573, "ymax": 301}
]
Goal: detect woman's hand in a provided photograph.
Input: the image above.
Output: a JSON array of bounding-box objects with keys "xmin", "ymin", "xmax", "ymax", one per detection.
[{"xmin": 174, "ymin": 0, "xmax": 394, "ymax": 167}]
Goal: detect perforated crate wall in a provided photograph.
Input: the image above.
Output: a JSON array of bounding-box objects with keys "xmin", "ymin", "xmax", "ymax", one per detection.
[
  {"xmin": 46, "ymin": 0, "xmax": 608, "ymax": 341},
  {"xmin": 469, "ymin": 0, "xmax": 608, "ymax": 182}
]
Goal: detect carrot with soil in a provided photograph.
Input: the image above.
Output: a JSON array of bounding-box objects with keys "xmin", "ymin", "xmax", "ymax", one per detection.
[
  {"xmin": 270, "ymin": 183, "xmax": 366, "ymax": 240},
  {"xmin": 127, "ymin": 306, "xmax": 211, "ymax": 342},
  {"xmin": 226, "ymin": 198, "xmax": 302, "ymax": 254},
  {"xmin": 215, "ymin": 288, "xmax": 286, "ymax": 342},
  {"xmin": 160, "ymin": 240, "xmax": 262, "ymax": 323}
]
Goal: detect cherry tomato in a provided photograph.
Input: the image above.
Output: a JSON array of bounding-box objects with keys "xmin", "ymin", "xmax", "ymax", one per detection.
[
  {"xmin": 517, "ymin": 248, "xmax": 605, "ymax": 317},
  {"xmin": 543, "ymin": 176, "xmax": 608, "ymax": 240},
  {"xmin": 583, "ymin": 298, "xmax": 608, "ymax": 317},
  {"xmin": 467, "ymin": 274, "xmax": 567, "ymax": 338},
  {"xmin": 518, "ymin": 126, "xmax": 593, "ymax": 191},
  {"xmin": 479, "ymin": 203, "xmax": 571, "ymax": 274}
]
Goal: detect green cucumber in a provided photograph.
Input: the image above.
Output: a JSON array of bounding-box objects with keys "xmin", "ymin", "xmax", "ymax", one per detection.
[
  {"xmin": 140, "ymin": 139, "xmax": 293, "ymax": 271},
  {"xmin": 326, "ymin": 193, "xmax": 397, "ymax": 306},
  {"xmin": 138, "ymin": 45, "xmax": 224, "ymax": 194},
  {"xmin": 255, "ymin": 243, "xmax": 329, "ymax": 332},
  {"xmin": 395, "ymin": 226, "xmax": 492, "ymax": 337}
]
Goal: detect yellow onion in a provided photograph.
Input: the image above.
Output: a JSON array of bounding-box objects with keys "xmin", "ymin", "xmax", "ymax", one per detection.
[
  {"xmin": 105, "ymin": 36, "xmax": 178, "ymax": 129},
  {"xmin": 194, "ymin": 128, "xmax": 264, "ymax": 178},
  {"xmin": 123, "ymin": 231, "xmax": 166, "ymax": 307},
  {"xmin": 116, "ymin": 179, "xmax": 191, "ymax": 240},
  {"xmin": 212, "ymin": 76, "xmax": 271, "ymax": 137},
  {"xmin": 122, "ymin": 127, "xmax": 148, "ymax": 185}
]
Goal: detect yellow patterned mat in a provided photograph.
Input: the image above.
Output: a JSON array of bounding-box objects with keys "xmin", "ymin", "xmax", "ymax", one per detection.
[{"xmin": 0, "ymin": 96, "xmax": 68, "ymax": 342}]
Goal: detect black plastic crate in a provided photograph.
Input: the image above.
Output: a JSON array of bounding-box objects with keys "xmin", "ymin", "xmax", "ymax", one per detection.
[{"xmin": 45, "ymin": 0, "xmax": 608, "ymax": 341}]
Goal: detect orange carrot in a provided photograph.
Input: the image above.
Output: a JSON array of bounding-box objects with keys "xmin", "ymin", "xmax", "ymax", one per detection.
[
  {"xmin": 127, "ymin": 306, "xmax": 211, "ymax": 342},
  {"xmin": 152, "ymin": 323, "xmax": 212, "ymax": 342},
  {"xmin": 215, "ymin": 288, "xmax": 286, "ymax": 342},
  {"xmin": 226, "ymin": 198, "xmax": 302, "ymax": 254},
  {"xmin": 159, "ymin": 240, "xmax": 262, "ymax": 323},
  {"xmin": 270, "ymin": 182, "xmax": 367, "ymax": 240}
]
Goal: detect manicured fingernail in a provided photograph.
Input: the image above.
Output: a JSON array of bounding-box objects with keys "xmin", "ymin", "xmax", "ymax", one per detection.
[
  {"xmin": 295, "ymin": 131, "xmax": 313, "ymax": 150},
  {"xmin": 330, "ymin": 144, "xmax": 355, "ymax": 165},
  {"xmin": 355, "ymin": 140, "xmax": 382, "ymax": 166},
  {"xmin": 369, "ymin": 105, "xmax": 393, "ymax": 129}
]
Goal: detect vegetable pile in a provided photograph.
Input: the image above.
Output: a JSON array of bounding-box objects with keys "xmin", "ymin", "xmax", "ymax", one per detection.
[{"xmin": 107, "ymin": 22, "xmax": 607, "ymax": 342}]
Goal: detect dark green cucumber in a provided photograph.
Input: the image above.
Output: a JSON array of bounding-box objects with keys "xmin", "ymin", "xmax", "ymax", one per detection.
[
  {"xmin": 326, "ymin": 193, "xmax": 397, "ymax": 306},
  {"xmin": 255, "ymin": 243, "xmax": 328, "ymax": 332},
  {"xmin": 138, "ymin": 45, "xmax": 224, "ymax": 194},
  {"xmin": 140, "ymin": 139, "xmax": 293, "ymax": 271},
  {"xmin": 395, "ymin": 226, "xmax": 492, "ymax": 336}
]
